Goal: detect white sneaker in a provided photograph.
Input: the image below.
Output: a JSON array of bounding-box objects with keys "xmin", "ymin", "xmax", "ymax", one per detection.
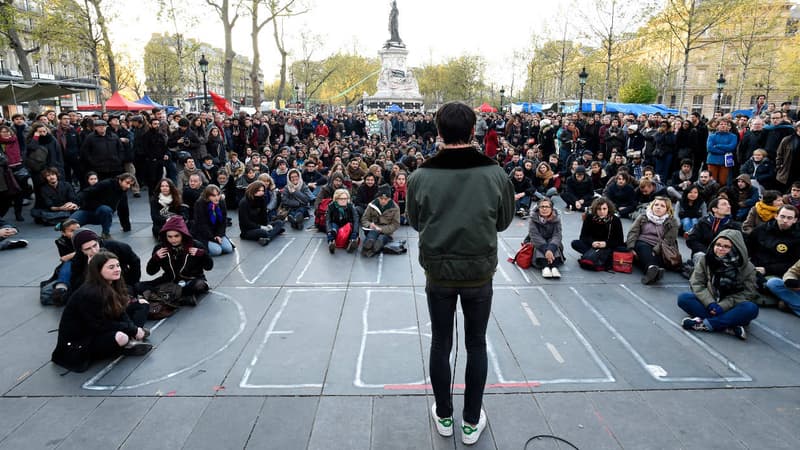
[
  {"xmin": 550, "ymin": 267, "xmax": 561, "ymax": 278},
  {"xmin": 542, "ymin": 267, "xmax": 552, "ymax": 278},
  {"xmin": 431, "ymin": 402, "xmax": 453, "ymax": 437},
  {"xmin": 461, "ymin": 409, "xmax": 487, "ymax": 445}
]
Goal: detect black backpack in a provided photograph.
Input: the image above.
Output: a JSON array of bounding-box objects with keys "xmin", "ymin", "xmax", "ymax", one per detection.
[{"xmin": 25, "ymin": 145, "xmax": 48, "ymax": 172}]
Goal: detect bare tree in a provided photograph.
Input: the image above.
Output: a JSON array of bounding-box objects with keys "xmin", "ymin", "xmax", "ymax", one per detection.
[
  {"xmin": 204, "ymin": 0, "xmax": 243, "ymax": 100},
  {"xmin": 659, "ymin": 0, "xmax": 743, "ymax": 113},
  {"xmin": 247, "ymin": 0, "xmax": 308, "ymax": 109}
]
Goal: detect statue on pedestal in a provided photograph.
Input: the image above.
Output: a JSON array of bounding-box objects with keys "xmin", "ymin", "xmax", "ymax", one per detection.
[{"xmin": 386, "ymin": 1, "xmax": 404, "ymax": 48}]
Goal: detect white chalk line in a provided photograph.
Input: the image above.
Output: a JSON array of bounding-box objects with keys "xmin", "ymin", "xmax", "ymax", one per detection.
[
  {"xmin": 521, "ymin": 302, "xmax": 541, "ymax": 326},
  {"xmin": 546, "ymin": 343, "xmax": 565, "ymax": 364},
  {"xmin": 240, "ymin": 288, "xmax": 346, "ymax": 389},
  {"xmin": 614, "ymin": 284, "xmax": 751, "ymax": 382},
  {"xmin": 749, "ymin": 321, "xmax": 800, "ymax": 352},
  {"xmin": 294, "ymin": 240, "xmax": 384, "ymax": 285},
  {"xmin": 235, "ymin": 238, "xmax": 296, "ymax": 284},
  {"xmin": 82, "ymin": 291, "xmax": 247, "ymax": 391}
]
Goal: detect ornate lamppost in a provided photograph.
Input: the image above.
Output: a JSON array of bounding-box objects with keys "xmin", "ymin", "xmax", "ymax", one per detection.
[
  {"xmin": 499, "ymin": 87, "xmax": 505, "ymax": 112},
  {"xmin": 715, "ymin": 73, "xmax": 726, "ymax": 113},
  {"xmin": 198, "ymin": 54, "xmax": 209, "ymax": 112},
  {"xmin": 578, "ymin": 67, "xmax": 588, "ymax": 114}
]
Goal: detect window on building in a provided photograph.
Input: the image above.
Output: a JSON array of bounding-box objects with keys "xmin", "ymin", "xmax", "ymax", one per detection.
[
  {"xmin": 692, "ymin": 95, "xmax": 704, "ymax": 114},
  {"xmin": 749, "ymin": 95, "xmax": 757, "ymax": 106},
  {"xmin": 721, "ymin": 94, "xmax": 733, "ymax": 114},
  {"xmin": 669, "ymin": 95, "xmax": 676, "ymax": 108}
]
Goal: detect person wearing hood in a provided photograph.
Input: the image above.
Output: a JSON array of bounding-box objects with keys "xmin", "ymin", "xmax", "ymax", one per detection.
[
  {"xmin": 315, "ymin": 171, "xmax": 346, "ymax": 211},
  {"xmin": 361, "ymin": 185, "xmax": 400, "ymax": 257},
  {"xmin": 139, "ymin": 215, "xmax": 213, "ymax": 306},
  {"xmin": 733, "ymin": 174, "xmax": 759, "ymax": 221},
  {"xmin": 528, "ymin": 198, "xmax": 564, "ymax": 278},
  {"xmin": 325, "ymin": 188, "xmax": 359, "ymax": 254},
  {"xmin": 624, "ymin": 123, "xmax": 645, "ymax": 159},
  {"xmin": 562, "ymin": 165, "xmax": 594, "ymax": 212},
  {"xmin": 626, "ymin": 196, "xmax": 680, "ymax": 284},
  {"xmin": 193, "ymin": 184, "xmax": 233, "ymax": 256},
  {"xmin": 679, "ymin": 229, "xmax": 759, "ymax": 340},
  {"xmin": 532, "ymin": 161, "xmax": 559, "ymax": 200},
  {"xmin": 282, "ymin": 168, "xmax": 313, "ymax": 230},
  {"xmin": 238, "ymin": 180, "xmax": 285, "ymax": 246}
]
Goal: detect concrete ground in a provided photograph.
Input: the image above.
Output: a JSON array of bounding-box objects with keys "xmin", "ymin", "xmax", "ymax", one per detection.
[{"xmin": 0, "ymin": 192, "xmax": 798, "ymax": 450}]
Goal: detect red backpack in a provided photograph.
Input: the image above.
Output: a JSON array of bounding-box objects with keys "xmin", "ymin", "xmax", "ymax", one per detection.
[
  {"xmin": 314, "ymin": 197, "xmax": 332, "ymax": 232},
  {"xmin": 508, "ymin": 242, "xmax": 534, "ymax": 269}
]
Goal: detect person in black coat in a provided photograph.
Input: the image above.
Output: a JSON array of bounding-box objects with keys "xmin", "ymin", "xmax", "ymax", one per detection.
[
  {"xmin": 325, "ymin": 188, "xmax": 360, "ymax": 253},
  {"xmin": 561, "ymin": 166, "xmax": 595, "ymax": 212},
  {"xmin": 52, "ymin": 250, "xmax": 151, "ymax": 373},
  {"xmin": 686, "ymin": 197, "xmax": 741, "ymax": 264},
  {"xmin": 31, "ymin": 167, "xmax": 79, "ymax": 225},
  {"xmin": 139, "ymin": 216, "xmax": 213, "ymax": 306},
  {"xmin": 354, "ymin": 173, "xmax": 379, "ymax": 217},
  {"xmin": 150, "ymin": 178, "xmax": 188, "ymax": 238},
  {"xmin": 69, "ymin": 228, "xmax": 141, "ymax": 297},
  {"xmin": 237, "ymin": 181, "xmax": 285, "ymax": 246},
  {"xmin": 79, "ymin": 120, "xmax": 125, "ymax": 180},
  {"xmin": 605, "ymin": 173, "xmax": 638, "ymax": 218},
  {"xmin": 69, "ymin": 173, "xmax": 134, "ymax": 237},
  {"xmin": 746, "ymin": 206, "xmax": 800, "ymax": 279},
  {"xmin": 141, "ymin": 117, "xmax": 171, "ymax": 193},
  {"xmin": 571, "ymin": 197, "xmax": 626, "ymax": 269}
]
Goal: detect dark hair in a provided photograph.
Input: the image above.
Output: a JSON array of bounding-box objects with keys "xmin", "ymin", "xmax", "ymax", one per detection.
[
  {"xmin": 762, "ymin": 190, "xmax": 782, "ymax": 205},
  {"xmin": 56, "ymin": 218, "xmax": 80, "ymax": 231},
  {"xmin": 590, "ymin": 196, "xmax": 617, "ymax": 216},
  {"xmin": 709, "ymin": 196, "xmax": 729, "ymax": 212},
  {"xmin": 780, "ymin": 204, "xmax": 799, "ymax": 217},
  {"xmin": 434, "ymin": 102, "xmax": 476, "ymax": 145},
  {"xmin": 40, "ymin": 167, "xmax": 60, "ymax": 180},
  {"xmin": 117, "ymin": 172, "xmax": 135, "ymax": 183},
  {"xmin": 245, "ymin": 181, "xmax": 266, "ymax": 200},
  {"xmin": 157, "ymin": 178, "xmax": 182, "ymax": 205},
  {"xmin": 85, "ymin": 251, "xmax": 129, "ymax": 320},
  {"xmin": 792, "ymin": 181, "xmax": 800, "ymax": 189}
]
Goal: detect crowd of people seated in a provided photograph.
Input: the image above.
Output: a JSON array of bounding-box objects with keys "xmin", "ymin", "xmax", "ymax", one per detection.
[{"xmin": 1, "ymin": 103, "xmax": 799, "ymax": 372}]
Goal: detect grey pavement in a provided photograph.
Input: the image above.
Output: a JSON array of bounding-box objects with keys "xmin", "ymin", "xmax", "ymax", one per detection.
[{"xmin": 1, "ymin": 192, "xmax": 799, "ymax": 449}]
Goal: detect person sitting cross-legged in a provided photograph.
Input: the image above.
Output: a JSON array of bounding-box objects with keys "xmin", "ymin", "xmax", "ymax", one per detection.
[
  {"xmin": 138, "ymin": 216, "xmax": 213, "ymax": 307},
  {"xmin": 678, "ymin": 229, "xmax": 759, "ymax": 340},
  {"xmin": 238, "ymin": 181, "xmax": 285, "ymax": 246},
  {"xmin": 766, "ymin": 258, "xmax": 800, "ymax": 318},
  {"xmin": 528, "ymin": 197, "xmax": 564, "ymax": 278},
  {"xmin": 326, "ymin": 188, "xmax": 359, "ymax": 254},
  {"xmin": 361, "ymin": 186, "xmax": 400, "ymax": 257}
]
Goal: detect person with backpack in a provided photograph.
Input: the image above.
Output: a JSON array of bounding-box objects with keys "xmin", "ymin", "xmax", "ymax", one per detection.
[{"xmin": 528, "ymin": 197, "xmax": 564, "ymax": 278}]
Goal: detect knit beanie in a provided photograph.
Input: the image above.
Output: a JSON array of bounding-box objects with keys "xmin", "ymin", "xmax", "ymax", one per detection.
[{"xmin": 72, "ymin": 228, "xmax": 99, "ymax": 250}]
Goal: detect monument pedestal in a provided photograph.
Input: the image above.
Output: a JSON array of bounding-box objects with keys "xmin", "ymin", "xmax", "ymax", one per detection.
[{"xmin": 364, "ymin": 45, "xmax": 423, "ymax": 112}]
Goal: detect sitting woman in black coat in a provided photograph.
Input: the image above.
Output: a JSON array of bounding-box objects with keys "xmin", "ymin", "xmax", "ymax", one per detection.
[
  {"xmin": 571, "ymin": 197, "xmax": 626, "ymax": 270},
  {"xmin": 138, "ymin": 216, "xmax": 213, "ymax": 306},
  {"xmin": 238, "ymin": 181, "xmax": 285, "ymax": 246},
  {"xmin": 193, "ymin": 184, "xmax": 233, "ymax": 256},
  {"xmin": 52, "ymin": 250, "xmax": 151, "ymax": 373},
  {"xmin": 150, "ymin": 178, "xmax": 188, "ymax": 238}
]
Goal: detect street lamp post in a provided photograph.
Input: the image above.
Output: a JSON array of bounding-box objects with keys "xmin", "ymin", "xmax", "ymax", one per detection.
[
  {"xmin": 715, "ymin": 73, "xmax": 726, "ymax": 113},
  {"xmin": 578, "ymin": 67, "xmax": 588, "ymax": 115},
  {"xmin": 499, "ymin": 87, "xmax": 505, "ymax": 112},
  {"xmin": 294, "ymin": 84, "xmax": 299, "ymax": 108},
  {"xmin": 198, "ymin": 54, "xmax": 209, "ymax": 112}
]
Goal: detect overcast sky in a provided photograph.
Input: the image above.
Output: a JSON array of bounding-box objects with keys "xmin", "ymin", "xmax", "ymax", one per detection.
[{"xmin": 112, "ymin": 0, "xmax": 597, "ymax": 90}]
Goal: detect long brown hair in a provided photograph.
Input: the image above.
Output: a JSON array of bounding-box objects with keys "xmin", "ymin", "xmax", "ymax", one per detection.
[
  {"xmin": 84, "ymin": 251, "xmax": 129, "ymax": 319},
  {"xmin": 157, "ymin": 178, "xmax": 182, "ymax": 206}
]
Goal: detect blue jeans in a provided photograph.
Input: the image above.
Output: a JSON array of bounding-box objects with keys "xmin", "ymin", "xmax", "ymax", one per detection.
[
  {"xmin": 534, "ymin": 188, "xmax": 558, "ymax": 200},
  {"xmin": 515, "ymin": 195, "xmax": 531, "ymax": 211},
  {"xmin": 426, "ymin": 279, "xmax": 492, "ymax": 425},
  {"xmin": 677, "ymin": 292, "xmax": 759, "ymax": 330},
  {"xmin": 57, "ymin": 261, "xmax": 72, "ymax": 285},
  {"xmin": 206, "ymin": 236, "xmax": 233, "ymax": 256},
  {"xmin": 681, "ymin": 217, "xmax": 699, "ymax": 233},
  {"xmin": 327, "ymin": 222, "xmax": 358, "ymax": 242},
  {"xmin": 362, "ymin": 229, "xmax": 391, "ymax": 246},
  {"xmin": 766, "ymin": 278, "xmax": 800, "ymax": 317},
  {"xmin": 655, "ymin": 154, "xmax": 673, "ymax": 181},
  {"xmin": 70, "ymin": 205, "xmax": 114, "ymax": 234}
]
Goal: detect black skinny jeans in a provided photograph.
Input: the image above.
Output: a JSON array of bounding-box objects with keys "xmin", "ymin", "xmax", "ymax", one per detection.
[
  {"xmin": 633, "ymin": 240, "xmax": 664, "ymax": 271},
  {"xmin": 426, "ymin": 279, "xmax": 492, "ymax": 425}
]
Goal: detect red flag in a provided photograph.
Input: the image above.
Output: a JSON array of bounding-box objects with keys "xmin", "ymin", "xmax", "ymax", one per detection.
[{"xmin": 209, "ymin": 90, "xmax": 233, "ymax": 115}]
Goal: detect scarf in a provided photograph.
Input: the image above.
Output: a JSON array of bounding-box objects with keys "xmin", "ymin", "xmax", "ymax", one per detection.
[
  {"xmin": 208, "ymin": 202, "xmax": 223, "ymax": 225},
  {"xmin": 646, "ymin": 208, "xmax": 669, "ymax": 225},
  {"xmin": 710, "ymin": 215, "xmax": 731, "ymax": 234},
  {"xmin": 592, "ymin": 213, "xmax": 612, "ymax": 224},
  {"xmin": 393, "ymin": 183, "xmax": 407, "ymax": 204},
  {"xmin": 754, "ymin": 201, "xmax": 779, "ymax": 222},
  {"xmin": 678, "ymin": 169, "xmax": 692, "ymax": 182},
  {"xmin": 0, "ymin": 134, "xmax": 21, "ymax": 166},
  {"xmin": 710, "ymin": 246, "xmax": 742, "ymax": 298},
  {"xmin": 535, "ymin": 163, "xmax": 553, "ymax": 182},
  {"xmin": 285, "ymin": 173, "xmax": 304, "ymax": 193}
]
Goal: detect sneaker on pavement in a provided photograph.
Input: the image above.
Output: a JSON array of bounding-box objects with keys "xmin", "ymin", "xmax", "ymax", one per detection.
[
  {"xmin": 542, "ymin": 267, "xmax": 552, "ymax": 278},
  {"xmin": 682, "ymin": 317, "xmax": 710, "ymax": 332},
  {"xmin": 655, "ymin": 267, "xmax": 665, "ymax": 282},
  {"xmin": 346, "ymin": 239, "xmax": 358, "ymax": 253},
  {"xmin": 328, "ymin": 241, "xmax": 336, "ymax": 254},
  {"xmin": 5, "ymin": 240, "xmax": 28, "ymax": 250},
  {"xmin": 431, "ymin": 403, "xmax": 453, "ymax": 437},
  {"xmin": 550, "ymin": 267, "xmax": 561, "ymax": 278},
  {"xmin": 724, "ymin": 326, "xmax": 747, "ymax": 340},
  {"xmin": 121, "ymin": 341, "xmax": 153, "ymax": 356},
  {"xmin": 258, "ymin": 237, "xmax": 270, "ymax": 246},
  {"xmin": 461, "ymin": 409, "xmax": 487, "ymax": 445}
]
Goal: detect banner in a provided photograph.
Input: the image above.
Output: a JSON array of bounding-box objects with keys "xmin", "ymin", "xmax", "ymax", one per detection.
[{"xmin": 209, "ymin": 90, "xmax": 233, "ymax": 115}]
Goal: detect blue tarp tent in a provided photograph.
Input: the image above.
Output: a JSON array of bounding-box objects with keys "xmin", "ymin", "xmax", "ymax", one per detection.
[
  {"xmin": 512, "ymin": 102, "xmax": 543, "ymax": 113},
  {"xmin": 135, "ymin": 95, "xmax": 163, "ymax": 108},
  {"xmin": 386, "ymin": 104, "xmax": 404, "ymax": 113},
  {"xmin": 731, "ymin": 109, "xmax": 753, "ymax": 118}
]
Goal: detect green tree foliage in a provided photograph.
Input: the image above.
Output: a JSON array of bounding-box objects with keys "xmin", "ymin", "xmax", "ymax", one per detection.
[
  {"xmin": 143, "ymin": 34, "xmax": 181, "ymax": 104},
  {"xmin": 417, "ymin": 56, "xmax": 486, "ymax": 104},
  {"xmin": 317, "ymin": 53, "xmax": 380, "ymax": 106},
  {"xmin": 618, "ymin": 66, "xmax": 658, "ymax": 103}
]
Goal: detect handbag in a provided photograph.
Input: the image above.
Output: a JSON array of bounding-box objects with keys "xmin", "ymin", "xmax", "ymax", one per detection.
[
  {"xmin": 508, "ymin": 242, "xmax": 534, "ymax": 269},
  {"xmin": 382, "ymin": 240, "xmax": 407, "ymax": 254},
  {"xmin": 660, "ymin": 244, "xmax": 683, "ymax": 269},
  {"xmin": 612, "ymin": 251, "xmax": 634, "ymax": 273},
  {"xmin": 578, "ymin": 248, "xmax": 609, "ymax": 271}
]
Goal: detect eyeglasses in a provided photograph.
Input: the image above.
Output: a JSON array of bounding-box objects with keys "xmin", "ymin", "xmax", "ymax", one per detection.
[
  {"xmin": 714, "ymin": 243, "xmax": 733, "ymax": 250},
  {"xmin": 539, "ymin": 205, "xmax": 552, "ymax": 209}
]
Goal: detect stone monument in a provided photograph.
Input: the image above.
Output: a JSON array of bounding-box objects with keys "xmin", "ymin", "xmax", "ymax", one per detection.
[{"xmin": 364, "ymin": 1, "xmax": 423, "ymax": 112}]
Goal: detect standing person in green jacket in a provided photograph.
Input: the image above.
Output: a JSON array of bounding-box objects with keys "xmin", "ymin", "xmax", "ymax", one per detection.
[{"xmin": 407, "ymin": 102, "xmax": 515, "ymax": 446}]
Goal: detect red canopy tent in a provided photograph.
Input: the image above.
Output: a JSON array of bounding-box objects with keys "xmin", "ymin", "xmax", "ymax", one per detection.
[
  {"xmin": 76, "ymin": 92, "xmax": 153, "ymax": 111},
  {"xmin": 476, "ymin": 102, "xmax": 497, "ymax": 113}
]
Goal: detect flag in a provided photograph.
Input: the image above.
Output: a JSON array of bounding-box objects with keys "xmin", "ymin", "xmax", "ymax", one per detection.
[{"xmin": 209, "ymin": 90, "xmax": 233, "ymax": 115}]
